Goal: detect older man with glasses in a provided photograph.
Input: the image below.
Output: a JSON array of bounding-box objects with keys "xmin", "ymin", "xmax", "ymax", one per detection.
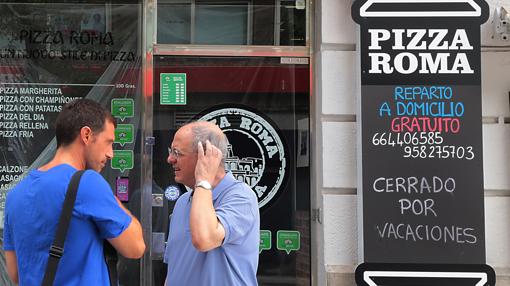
[{"xmin": 163, "ymin": 121, "xmax": 260, "ymax": 286}]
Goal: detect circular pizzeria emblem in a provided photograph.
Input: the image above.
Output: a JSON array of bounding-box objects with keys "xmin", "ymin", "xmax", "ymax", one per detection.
[{"xmin": 198, "ymin": 105, "xmax": 288, "ymax": 209}]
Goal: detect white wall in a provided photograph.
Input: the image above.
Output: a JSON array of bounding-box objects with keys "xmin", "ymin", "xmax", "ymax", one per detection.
[{"xmin": 317, "ymin": 0, "xmax": 510, "ymax": 284}]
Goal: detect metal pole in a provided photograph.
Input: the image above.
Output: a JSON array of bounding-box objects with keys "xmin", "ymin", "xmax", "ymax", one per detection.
[{"xmin": 140, "ymin": 0, "xmax": 155, "ymax": 285}]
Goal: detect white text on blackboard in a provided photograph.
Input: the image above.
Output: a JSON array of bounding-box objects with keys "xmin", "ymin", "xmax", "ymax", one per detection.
[{"xmin": 368, "ymin": 29, "xmax": 473, "ymax": 74}]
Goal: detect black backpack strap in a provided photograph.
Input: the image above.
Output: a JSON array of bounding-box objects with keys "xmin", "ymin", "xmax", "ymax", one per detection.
[{"xmin": 41, "ymin": 170, "xmax": 86, "ymax": 286}]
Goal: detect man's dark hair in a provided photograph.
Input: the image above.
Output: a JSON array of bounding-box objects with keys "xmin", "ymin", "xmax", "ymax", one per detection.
[{"xmin": 55, "ymin": 99, "xmax": 116, "ymax": 148}]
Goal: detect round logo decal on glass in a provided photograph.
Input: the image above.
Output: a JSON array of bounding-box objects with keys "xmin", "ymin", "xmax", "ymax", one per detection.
[
  {"xmin": 164, "ymin": 185, "xmax": 181, "ymax": 201},
  {"xmin": 197, "ymin": 105, "xmax": 289, "ymax": 209}
]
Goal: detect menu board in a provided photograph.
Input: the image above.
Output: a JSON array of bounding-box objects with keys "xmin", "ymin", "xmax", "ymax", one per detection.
[
  {"xmin": 0, "ymin": 87, "xmax": 82, "ymax": 180},
  {"xmin": 0, "ymin": 3, "xmax": 142, "ymax": 228},
  {"xmin": 351, "ymin": 0, "xmax": 489, "ymax": 265}
]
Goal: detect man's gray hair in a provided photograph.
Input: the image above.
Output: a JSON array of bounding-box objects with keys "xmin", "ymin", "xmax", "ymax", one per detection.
[{"xmin": 190, "ymin": 122, "xmax": 229, "ymax": 164}]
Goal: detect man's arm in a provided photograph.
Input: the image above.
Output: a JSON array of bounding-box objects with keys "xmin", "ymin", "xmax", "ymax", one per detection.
[
  {"xmin": 189, "ymin": 140, "xmax": 225, "ymax": 252},
  {"xmin": 190, "ymin": 187, "xmax": 225, "ymax": 252},
  {"xmin": 107, "ymin": 197, "xmax": 146, "ymax": 258},
  {"xmin": 5, "ymin": 250, "xmax": 18, "ymax": 284}
]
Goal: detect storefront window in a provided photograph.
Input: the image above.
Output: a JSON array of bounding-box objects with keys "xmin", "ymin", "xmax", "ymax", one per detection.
[
  {"xmin": 0, "ymin": 1, "xmax": 142, "ymax": 284},
  {"xmin": 157, "ymin": 0, "xmax": 307, "ymax": 46},
  {"xmin": 153, "ymin": 56, "xmax": 311, "ymax": 285},
  {"xmin": 277, "ymin": 0, "xmax": 306, "ymax": 46},
  {"xmin": 195, "ymin": 3, "xmax": 249, "ymax": 44},
  {"xmin": 1, "ymin": 0, "xmax": 312, "ymax": 285},
  {"xmin": 157, "ymin": 3, "xmax": 192, "ymax": 43}
]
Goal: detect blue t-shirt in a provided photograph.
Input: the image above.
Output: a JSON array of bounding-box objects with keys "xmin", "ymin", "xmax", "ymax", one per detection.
[
  {"xmin": 164, "ymin": 172, "xmax": 260, "ymax": 286},
  {"xmin": 3, "ymin": 164, "xmax": 131, "ymax": 286}
]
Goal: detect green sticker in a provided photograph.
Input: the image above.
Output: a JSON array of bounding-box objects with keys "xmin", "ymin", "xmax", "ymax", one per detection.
[
  {"xmin": 111, "ymin": 99, "xmax": 134, "ymax": 121},
  {"xmin": 115, "ymin": 124, "xmax": 134, "ymax": 146},
  {"xmin": 160, "ymin": 73, "xmax": 186, "ymax": 105},
  {"xmin": 111, "ymin": 150, "xmax": 133, "ymax": 173},
  {"xmin": 259, "ymin": 230, "xmax": 272, "ymax": 253},
  {"xmin": 277, "ymin": 230, "xmax": 300, "ymax": 255}
]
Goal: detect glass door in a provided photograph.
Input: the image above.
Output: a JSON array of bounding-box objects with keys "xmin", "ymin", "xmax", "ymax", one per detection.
[
  {"xmin": 152, "ymin": 55, "xmax": 311, "ymax": 285},
  {"xmin": 0, "ymin": 1, "xmax": 144, "ymax": 285}
]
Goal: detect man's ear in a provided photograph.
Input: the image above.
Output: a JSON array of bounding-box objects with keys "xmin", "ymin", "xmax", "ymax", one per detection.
[{"xmin": 80, "ymin": 126, "xmax": 93, "ymax": 144}]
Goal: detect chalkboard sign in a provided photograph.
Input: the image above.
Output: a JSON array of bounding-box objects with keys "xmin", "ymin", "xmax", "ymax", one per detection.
[{"xmin": 351, "ymin": 0, "xmax": 490, "ymax": 265}]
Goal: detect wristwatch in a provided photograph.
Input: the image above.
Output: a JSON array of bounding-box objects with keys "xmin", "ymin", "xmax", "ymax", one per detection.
[{"xmin": 195, "ymin": 180, "xmax": 212, "ymax": 191}]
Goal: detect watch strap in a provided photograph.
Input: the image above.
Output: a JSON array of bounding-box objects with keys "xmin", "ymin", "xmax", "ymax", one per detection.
[{"xmin": 195, "ymin": 180, "xmax": 212, "ymax": 190}]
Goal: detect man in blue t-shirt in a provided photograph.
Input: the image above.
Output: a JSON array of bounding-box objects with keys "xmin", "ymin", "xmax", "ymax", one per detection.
[
  {"xmin": 3, "ymin": 99, "xmax": 145, "ymax": 285},
  {"xmin": 164, "ymin": 121, "xmax": 260, "ymax": 285}
]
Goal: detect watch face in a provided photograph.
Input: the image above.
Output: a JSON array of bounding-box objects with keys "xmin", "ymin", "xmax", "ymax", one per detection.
[{"xmin": 196, "ymin": 181, "xmax": 212, "ymax": 190}]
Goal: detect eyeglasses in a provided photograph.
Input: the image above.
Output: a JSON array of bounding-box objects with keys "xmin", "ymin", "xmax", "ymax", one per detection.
[{"xmin": 168, "ymin": 147, "xmax": 184, "ymax": 158}]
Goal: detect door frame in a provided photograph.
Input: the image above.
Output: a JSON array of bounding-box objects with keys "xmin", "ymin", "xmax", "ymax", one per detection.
[{"xmin": 141, "ymin": 0, "xmax": 316, "ymax": 285}]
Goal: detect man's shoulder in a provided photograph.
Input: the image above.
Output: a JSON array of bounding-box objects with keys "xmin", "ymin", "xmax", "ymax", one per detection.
[
  {"xmin": 223, "ymin": 180, "xmax": 258, "ymax": 205},
  {"xmin": 5, "ymin": 174, "xmax": 33, "ymax": 203},
  {"xmin": 222, "ymin": 172, "xmax": 256, "ymax": 194},
  {"xmin": 77, "ymin": 170, "xmax": 112, "ymax": 197},
  {"xmin": 41, "ymin": 167, "xmax": 106, "ymax": 191},
  {"xmin": 80, "ymin": 169, "xmax": 107, "ymax": 183},
  {"xmin": 6, "ymin": 167, "xmax": 63, "ymax": 199},
  {"xmin": 174, "ymin": 191, "xmax": 191, "ymax": 206}
]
